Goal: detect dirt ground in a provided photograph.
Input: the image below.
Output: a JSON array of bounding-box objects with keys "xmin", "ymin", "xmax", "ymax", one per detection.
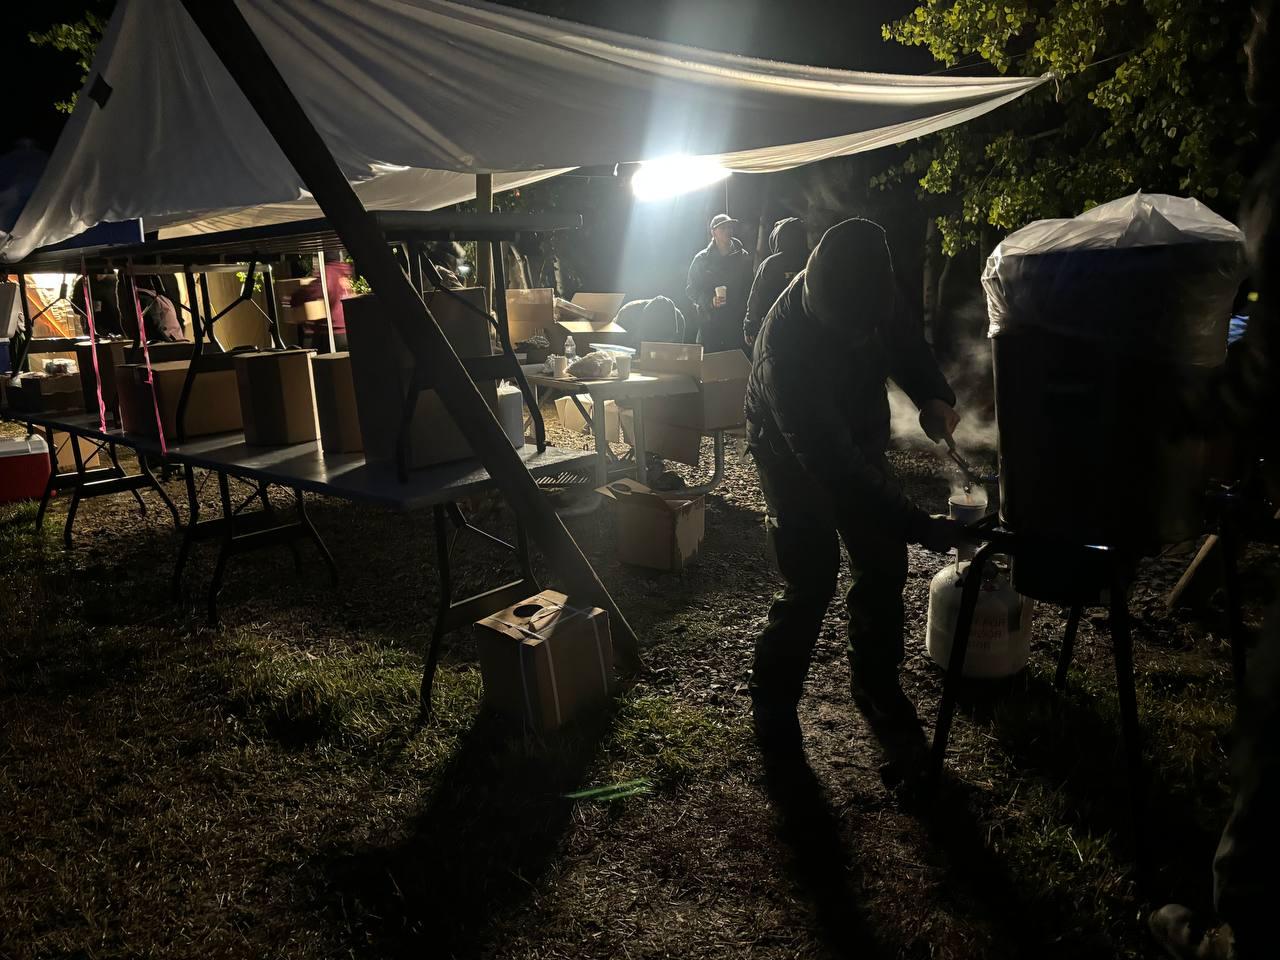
[{"xmin": 0, "ymin": 409, "xmax": 1272, "ymax": 960}]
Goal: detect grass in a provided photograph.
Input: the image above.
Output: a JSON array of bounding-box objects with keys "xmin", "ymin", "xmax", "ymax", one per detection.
[{"xmin": 0, "ymin": 435, "xmax": 1265, "ymax": 960}]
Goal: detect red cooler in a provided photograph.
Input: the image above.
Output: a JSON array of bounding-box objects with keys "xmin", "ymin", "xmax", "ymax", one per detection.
[{"xmin": 0, "ymin": 436, "xmax": 51, "ymax": 504}]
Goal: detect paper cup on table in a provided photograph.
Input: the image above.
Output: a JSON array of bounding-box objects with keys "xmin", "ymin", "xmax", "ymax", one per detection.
[
  {"xmin": 615, "ymin": 355, "xmax": 631, "ymax": 379},
  {"xmin": 550, "ymin": 355, "xmax": 569, "ymax": 378}
]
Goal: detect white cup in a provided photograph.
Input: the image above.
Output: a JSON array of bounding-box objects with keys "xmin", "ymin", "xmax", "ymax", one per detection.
[
  {"xmin": 550, "ymin": 355, "xmax": 569, "ymax": 378},
  {"xmin": 615, "ymin": 355, "xmax": 631, "ymax": 379},
  {"xmin": 715, "ymin": 285, "xmax": 728, "ymax": 302}
]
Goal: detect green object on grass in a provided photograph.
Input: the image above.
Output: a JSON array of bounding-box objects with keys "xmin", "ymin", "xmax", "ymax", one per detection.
[{"xmin": 564, "ymin": 779, "xmax": 653, "ymax": 802}]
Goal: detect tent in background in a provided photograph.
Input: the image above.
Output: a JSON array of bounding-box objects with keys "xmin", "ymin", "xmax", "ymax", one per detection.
[{"xmin": 1, "ymin": 0, "xmax": 1044, "ymax": 261}]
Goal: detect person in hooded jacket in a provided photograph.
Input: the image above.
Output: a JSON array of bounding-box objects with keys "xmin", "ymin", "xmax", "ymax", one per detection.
[
  {"xmin": 686, "ymin": 213, "xmax": 755, "ymax": 352},
  {"xmin": 744, "ymin": 217, "xmax": 808, "ymax": 347},
  {"xmin": 745, "ymin": 217, "xmax": 964, "ymax": 780},
  {"xmin": 615, "ymin": 295, "xmax": 686, "ymax": 348}
]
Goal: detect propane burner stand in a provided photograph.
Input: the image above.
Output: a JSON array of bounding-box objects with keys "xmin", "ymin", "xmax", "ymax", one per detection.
[{"xmin": 929, "ymin": 519, "xmax": 1147, "ymax": 851}]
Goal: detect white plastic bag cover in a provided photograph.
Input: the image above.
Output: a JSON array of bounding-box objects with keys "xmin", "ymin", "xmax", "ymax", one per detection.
[{"xmin": 984, "ymin": 192, "xmax": 1246, "ymax": 365}]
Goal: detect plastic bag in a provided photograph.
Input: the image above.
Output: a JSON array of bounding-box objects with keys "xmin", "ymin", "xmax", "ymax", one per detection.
[
  {"xmin": 983, "ymin": 192, "xmax": 1246, "ymax": 365},
  {"xmin": 568, "ymin": 350, "xmax": 615, "ymax": 379}
]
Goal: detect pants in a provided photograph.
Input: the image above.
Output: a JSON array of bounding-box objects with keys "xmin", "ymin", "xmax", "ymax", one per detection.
[
  {"xmin": 749, "ymin": 446, "xmax": 908, "ymax": 705},
  {"xmin": 1213, "ymin": 596, "xmax": 1280, "ymax": 956},
  {"xmin": 696, "ymin": 312, "xmax": 745, "ymax": 354}
]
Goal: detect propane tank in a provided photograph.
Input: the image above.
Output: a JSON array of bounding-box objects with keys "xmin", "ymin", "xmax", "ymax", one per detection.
[
  {"xmin": 926, "ymin": 561, "xmax": 1033, "ymax": 678},
  {"xmin": 924, "ymin": 485, "xmax": 1033, "ymax": 678}
]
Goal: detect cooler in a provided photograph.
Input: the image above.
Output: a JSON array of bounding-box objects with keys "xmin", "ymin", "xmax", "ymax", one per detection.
[{"xmin": 0, "ymin": 435, "xmax": 51, "ymax": 504}]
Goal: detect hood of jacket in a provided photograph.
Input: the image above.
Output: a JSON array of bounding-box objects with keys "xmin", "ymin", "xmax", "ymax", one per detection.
[
  {"xmin": 801, "ymin": 218, "xmax": 895, "ymax": 343},
  {"xmin": 769, "ymin": 217, "xmax": 807, "ymax": 259}
]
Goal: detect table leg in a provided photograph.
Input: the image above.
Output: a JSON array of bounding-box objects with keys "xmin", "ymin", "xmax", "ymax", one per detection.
[
  {"xmin": 63, "ymin": 430, "xmax": 88, "ymax": 548},
  {"xmin": 420, "ymin": 504, "xmax": 452, "ymax": 718},
  {"xmin": 207, "ymin": 471, "xmax": 234, "ymax": 625},
  {"xmin": 34, "ymin": 424, "xmax": 58, "ymax": 533},
  {"xmin": 590, "ymin": 399, "xmax": 611, "ymax": 488},
  {"xmin": 632, "ymin": 400, "xmax": 649, "ymax": 485},
  {"xmin": 173, "ymin": 467, "xmax": 201, "ymax": 599},
  {"xmin": 295, "ymin": 487, "xmax": 338, "ymax": 586},
  {"xmin": 137, "ymin": 454, "xmax": 181, "ymax": 529}
]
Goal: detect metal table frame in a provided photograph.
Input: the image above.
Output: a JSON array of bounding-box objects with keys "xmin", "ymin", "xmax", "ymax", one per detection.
[{"xmin": 524, "ymin": 368, "xmax": 729, "ymax": 494}]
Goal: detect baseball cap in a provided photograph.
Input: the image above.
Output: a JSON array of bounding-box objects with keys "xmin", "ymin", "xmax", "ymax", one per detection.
[{"xmin": 708, "ymin": 213, "xmax": 739, "ymax": 231}]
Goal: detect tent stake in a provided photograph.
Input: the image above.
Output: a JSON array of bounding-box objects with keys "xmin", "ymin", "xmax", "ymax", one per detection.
[{"xmin": 178, "ymin": 0, "xmax": 642, "ymax": 671}]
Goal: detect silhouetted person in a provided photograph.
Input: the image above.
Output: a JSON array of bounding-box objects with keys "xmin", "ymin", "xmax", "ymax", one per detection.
[
  {"xmin": 744, "ymin": 217, "xmax": 808, "ymax": 347},
  {"xmin": 686, "ymin": 213, "xmax": 754, "ymax": 352}
]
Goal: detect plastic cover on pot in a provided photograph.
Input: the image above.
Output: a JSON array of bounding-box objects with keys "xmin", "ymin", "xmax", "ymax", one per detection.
[{"xmin": 983, "ymin": 192, "xmax": 1246, "ymax": 366}]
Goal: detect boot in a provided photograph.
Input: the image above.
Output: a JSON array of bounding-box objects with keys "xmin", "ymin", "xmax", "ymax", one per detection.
[
  {"xmin": 850, "ymin": 671, "xmax": 928, "ymax": 792},
  {"xmin": 1149, "ymin": 905, "xmax": 1236, "ymax": 959}
]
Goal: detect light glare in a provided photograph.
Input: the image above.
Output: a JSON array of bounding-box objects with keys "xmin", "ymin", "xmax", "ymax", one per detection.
[{"xmin": 630, "ymin": 156, "xmax": 731, "ymax": 202}]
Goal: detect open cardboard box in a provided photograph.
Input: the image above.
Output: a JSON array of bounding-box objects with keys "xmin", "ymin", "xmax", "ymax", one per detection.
[
  {"xmin": 550, "ymin": 291, "xmax": 628, "ymax": 354},
  {"xmin": 505, "ymin": 287, "xmax": 555, "ymax": 346},
  {"xmin": 475, "ymin": 589, "xmax": 614, "ymax": 734},
  {"xmin": 640, "ymin": 341, "xmax": 751, "ymax": 431},
  {"xmin": 555, "ymin": 394, "xmax": 622, "ymax": 444},
  {"xmin": 597, "ymin": 478, "xmax": 705, "ymax": 572}
]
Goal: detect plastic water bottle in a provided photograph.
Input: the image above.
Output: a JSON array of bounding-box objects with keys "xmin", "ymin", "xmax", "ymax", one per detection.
[{"xmin": 564, "ymin": 336, "xmax": 577, "ymax": 362}]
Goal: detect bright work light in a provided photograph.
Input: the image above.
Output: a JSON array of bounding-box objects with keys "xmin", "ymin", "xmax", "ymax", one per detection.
[{"xmin": 630, "ymin": 156, "xmax": 731, "ymax": 201}]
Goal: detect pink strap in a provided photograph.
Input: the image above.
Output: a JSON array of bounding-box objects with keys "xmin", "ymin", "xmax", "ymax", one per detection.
[
  {"xmin": 79, "ymin": 256, "xmax": 108, "ymax": 434},
  {"xmin": 126, "ymin": 260, "xmax": 167, "ymax": 454}
]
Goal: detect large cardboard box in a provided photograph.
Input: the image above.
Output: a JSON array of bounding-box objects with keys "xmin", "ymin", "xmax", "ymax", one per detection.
[
  {"xmin": 550, "ymin": 292, "xmax": 629, "ymax": 355},
  {"xmin": 345, "ymin": 295, "xmax": 499, "ymax": 469},
  {"xmin": 505, "ymin": 288, "xmax": 555, "ymax": 346},
  {"xmin": 117, "ymin": 360, "xmax": 243, "ymax": 439},
  {"xmin": 234, "ymin": 350, "xmax": 319, "ymax": 446},
  {"xmin": 640, "ymin": 342, "xmax": 751, "ymax": 431},
  {"xmin": 475, "ymin": 590, "xmax": 614, "ymax": 733},
  {"xmin": 426, "ymin": 287, "xmax": 492, "ymax": 358},
  {"xmin": 622, "ymin": 410, "xmax": 703, "ymax": 467},
  {"xmin": 75, "ymin": 340, "xmax": 126, "ymax": 416},
  {"xmin": 597, "ymin": 479, "xmax": 705, "ymax": 572},
  {"xmin": 8, "ymin": 373, "xmax": 83, "ymax": 414},
  {"xmin": 311, "ymin": 352, "xmax": 363, "ymax": 453},
  {"xmin": 123, "ymin": 341, "xmax": 194, "ymax": 365},
  {"xmin": 555, "ymin": 394, "xmax": 621, "ymax": 444}
]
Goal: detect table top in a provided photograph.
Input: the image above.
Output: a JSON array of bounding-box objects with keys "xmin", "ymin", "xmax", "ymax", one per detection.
[
  {"xmin": 523, "ymin": 367, "xmax": 698, "ymax": 402},
  {"xmin": 5, "ymin": 410, "xmax": 595, "ymax": 512}
]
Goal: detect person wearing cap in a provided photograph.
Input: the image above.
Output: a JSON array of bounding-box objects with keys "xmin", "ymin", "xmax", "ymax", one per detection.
[
  {"xmin": 686, "ymin": 213, "xmax": 755, "ymax": 352},
  {"xmin": 744, "ymin": 217, "xmax": 965, "ymax": 787},
  {"xmin": 744, "ymin": 217, "xmax": 809, "ymax": 348}
]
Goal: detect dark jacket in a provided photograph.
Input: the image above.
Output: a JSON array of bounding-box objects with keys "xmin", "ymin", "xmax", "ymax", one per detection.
[
  {"xmin": 745, "ymin": 219, "xmax": 955, "ymax": 540},
  {"xmin": 686, "ymin": 236, "xmax": 754, "ymax": 351},
  {"xmin": 744, "ymin": 218, "xmax": 807, "ymax": 343}
]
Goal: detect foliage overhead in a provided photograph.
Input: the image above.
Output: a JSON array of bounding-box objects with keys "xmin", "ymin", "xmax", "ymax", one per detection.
[
  {"xmin": 880, "ymin": 0, "xmax": 1256, "ymax": 254},
  {"xmin": 28, "ymin": 10, "xmax": 108, "ymax": 114}
]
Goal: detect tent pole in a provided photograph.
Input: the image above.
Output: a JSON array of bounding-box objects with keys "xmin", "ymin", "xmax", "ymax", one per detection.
[
  {"xmin": 316, "ymin": 250, "xmax": 336, "ymax": 353},
  {"xmin": 179, "ymin": 0, "xmax": 642, "ymax": 672},
  {"xmin": 476, "ymin": 173, "xmax": 493, "ymax": 309}
]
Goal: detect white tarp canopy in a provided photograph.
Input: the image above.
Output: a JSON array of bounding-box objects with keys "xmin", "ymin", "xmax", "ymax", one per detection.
[{"xmin": 2, "ymin": 0, "xmax": 1046, "ymax": 262}]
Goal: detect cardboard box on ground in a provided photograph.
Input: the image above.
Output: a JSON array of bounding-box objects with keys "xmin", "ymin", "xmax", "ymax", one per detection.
[
  {"xmin": 555, "ymin": 394, "xmax": 622, "ymax": 444},
  {"xmin": 345, "ymin": 292, "xmax": 499, "ymax": 469},
  {"xmin": 597, "ymin": 478, "xmax": 705, "ymax": 572},
  {"xmin": 619, "ymin": 407, "xmax": 703, "ymax": 467},
  {"xmin": 475, "ymin": 590, "xmax": 615, "ymax": 734},
  {"xmin": 234, "ymin": 350, "xmax": 319, "ymax": 446},
  {"xmin": 640, "ymin": 341, "xmax": 751, "ymax": 431},
  {"xmin": 310, "ymin": 352, "xmax": 363, "ymax": 453},
  {"xmin": 116, "ymin": 360, "xmax": 243, "ymax": 439}
]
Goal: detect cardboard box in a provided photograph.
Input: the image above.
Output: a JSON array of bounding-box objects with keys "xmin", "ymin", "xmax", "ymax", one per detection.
[
  {"xmin": 597, "ymin": 478, "xmax": 705, "ymax": 572},
  {"xmin": 234, "ymin": 350, "xmax": 319, "ymax": 446},
  {"xmin": 505, "ymin": 288, "xmax": 555, "ymax": 346},
  {"xmin": 555, "ymin": 394, "xmax": 621, "ymax": 444},
  {"xmin": 550, "ymin": 294, "xmax": 629, "ymax": 355},
  {"xmin": 311, "ymin": 352, "xmax": 363, "ymax": 453},
  {"xmin": 640, "ymin": 342, "xmax": 752, "ymax": 431},
  {"xmin": 55, "ymin": 435, "xmax": 102, "ymax": 472},
  {"xmin": 475, "ymin": 590, "xmax": 614, "ymax": 733},
  {"xmin": 426, "ymin": 287, "xmax": 493, "ymax": 358},
  {"xmin": 345, "ymin": 295, "xmax": 499, "ymax": 469},
  {"xmin": 642, "ymin": 415, "xmax": 703, "ymax": 467},
  {"xmin": 117, "ymin": 360, "xmax": 243, "ymax": 439},
  {"xmin": 8, "ymin": 373, "xmax": 84, "ymax": 414},
  {"xmin": 123, "ymin": 341, "xmax": 194, "ymax": 365},
  {"xmin": 75, "ymin": 340, "xmax": 126, "ymax": 416},
  {"xmin": 561, "ymin": 292, "xmax": 626, "ymax": 324}
]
